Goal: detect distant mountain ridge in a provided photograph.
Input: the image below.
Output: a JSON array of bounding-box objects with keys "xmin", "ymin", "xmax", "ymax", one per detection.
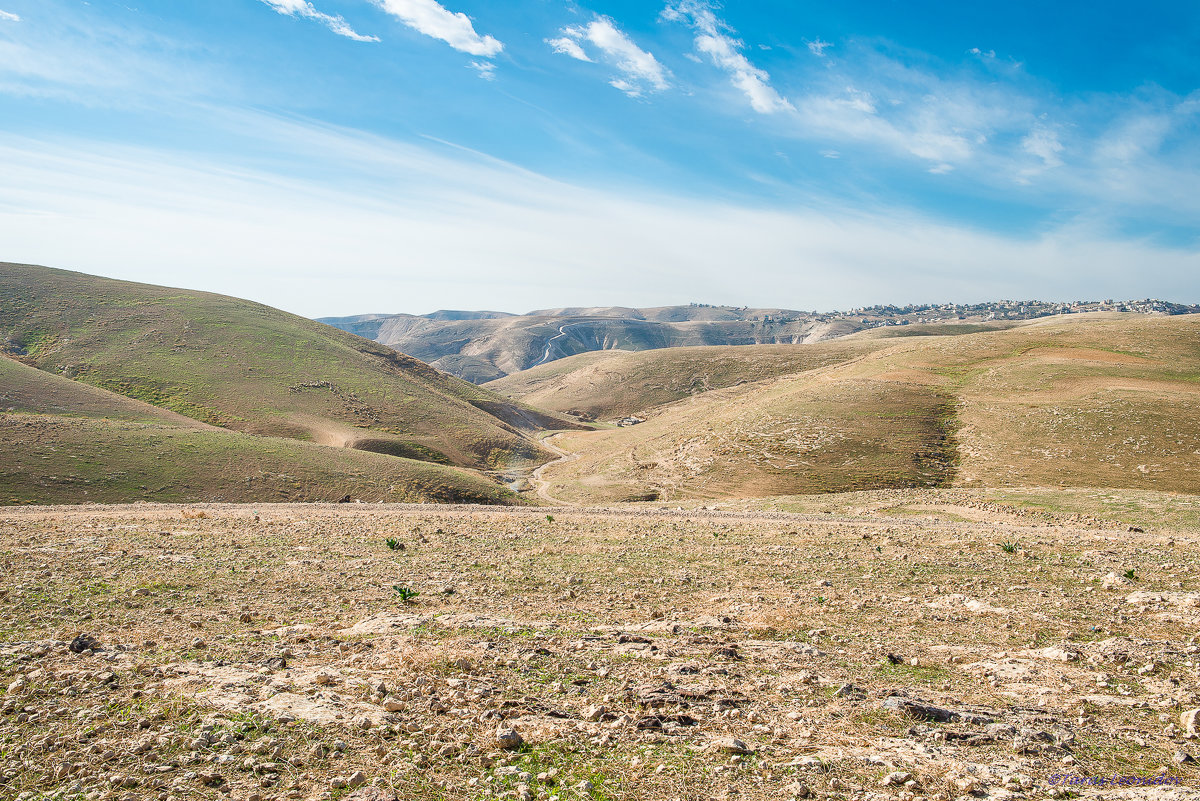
[{"xmin": 320, "ymin": 299, "xmax": 1199, "ymax": 383}]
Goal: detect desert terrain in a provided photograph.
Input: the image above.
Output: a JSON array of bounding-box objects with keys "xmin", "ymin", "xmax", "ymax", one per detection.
[
  {"xmin": 3, "ymin": 265, "xmax": 1199, "ymax": 800},
  {"xmin": 3, "ymin": 491, "xmax": 1199, "ymax": 801}
]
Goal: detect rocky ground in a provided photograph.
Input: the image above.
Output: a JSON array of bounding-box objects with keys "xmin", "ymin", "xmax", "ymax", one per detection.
[{"xmin": 2, "ymin": 495, "xmax": 1199, "ymax": 801}]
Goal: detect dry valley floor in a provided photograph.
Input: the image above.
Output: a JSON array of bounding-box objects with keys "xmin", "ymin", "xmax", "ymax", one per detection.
[{"xmin": 2, "ymin": 493, "xmax": 1199, "ymax": 801}]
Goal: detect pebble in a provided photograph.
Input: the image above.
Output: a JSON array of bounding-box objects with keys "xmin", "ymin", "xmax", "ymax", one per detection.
[
  {"xmin": 1181, "ymin": 708, "xmax": 1200, "ymax": 737},
  {"xmin": 69, "ymin": 634, "xmax": 100, "ymax": 654},
  {"xmin": 495, "ymin": 727, "xmax": 524, "ymax": 751},
  {"xmin": 711, "ymin": 736, "xmax": 752, "ymax": 755}
]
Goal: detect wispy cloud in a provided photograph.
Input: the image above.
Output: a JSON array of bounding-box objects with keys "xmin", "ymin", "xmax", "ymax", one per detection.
[
  {"xmin": 806, "ymin": 39, "xmax": 831, "ymax": 57},
  {"xmin": 546, "ymin": 36, "xmax": 591, "ymax": 62},
  {"xmin": 0, "ymin": 9, "xmax": 226, "ymax": 105},
  {"xmin": 374, "ymin": 0, "xmax": 502, "ymax": 56},
  {"xmin": 786, "ymin": 45, "xmax": 1028, "ymax": 173},
  {"xmin": 548, "ymin": 17, "xmax": 669, "ymax": 97},
  {"xmin": 1018, "ymin": 123, "xmax": 1064, "ymax": 182},
  {"xmin": 259, "ymin": 0, "xmax": 378, "ymax": 42},
  {"xmin": 2, "ymin": 116, "xmax": 1195, "ymax": 319},
  {"xmin": 469, "ymin": 60, "xmax": 496, "ymax": 81},
  {"xmin": 662, "ymin": 0, "xmax": 792, "ymax": 114},
  {"xmin": 0, "ymin": 10, "xmax": 20, "ymax": 23}
]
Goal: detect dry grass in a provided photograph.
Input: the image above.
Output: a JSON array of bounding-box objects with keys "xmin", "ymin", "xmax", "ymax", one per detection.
[
  {"xmin": 486, "ymin": 342, "xmax": 878, "ymax": 420},
  {"xmin": 2, "ymin": 492, "xmax": 1197, "ymax": 800},
  {"xmin": 530, "ymin": 314, "xmax": 1200, "ymax": 504}
]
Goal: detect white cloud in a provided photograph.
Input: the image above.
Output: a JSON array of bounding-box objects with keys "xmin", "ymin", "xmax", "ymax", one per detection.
[
  {"xmin": 374, "ymin": 0, "xmax": 502, "ymax": 56},
  {"xmin": 546, "ymin": 36, "xmax": 591, "ymax": 62},
  {"xmin": 1023, "ymin": 125, "xmax": 1064, "ymax": 167},
  {"xmin": 549, "ymin": 17, "xmax": 669, "ymax": 97},
  {"xmin": 259, "ymin": 0, "xmax": 379, "ymax": 42},
  {"xmin": 469, "ymin": 60, "xmax": 496, "ymax": 81},
  {"xmin": 968, "ymin": 47, "xmax": 996, "ymax": 59},
  {"xmin": 662, "ymin": 0, "xmax": 792, "ymax": 114},
  {"xmin": 1095, "ymin": 114, "xmax": 1171, "ymax": 164},
  {"xmin": 1015, "ymin": 125, "xmax": 1065, "ymax": 184},
  {"xmin": 806, "ymin": 39, "xmax": 831, "ymax": 57},
  {"xmin": 0, "ymin": 10, "xmax": 20, "ymax": 23}
]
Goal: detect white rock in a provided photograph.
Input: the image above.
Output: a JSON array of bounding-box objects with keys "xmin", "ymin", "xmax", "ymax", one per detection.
[{"xmin": 1181, "ymin": 708, "xmax": 1200, "ymax": 737}]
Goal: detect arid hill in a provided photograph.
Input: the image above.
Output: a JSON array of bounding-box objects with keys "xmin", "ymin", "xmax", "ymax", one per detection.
[{"xmin": 521, "ymin": 314, "xmax": 1200, "ymax": 503}]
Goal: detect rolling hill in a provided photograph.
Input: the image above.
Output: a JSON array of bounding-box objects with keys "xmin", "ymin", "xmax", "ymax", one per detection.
[
  {"xmin": 321, "ymin": 300, "xmax": 1197, "ymax": 383},
  {"xmin": 0, "ymin": 355, "xmax": 519, "ymax": 505},
  {"xmin": 532, "ymin": 313, "xmax": 1200, "ymax": 504},
  {"xmin": 0, "ymin": 263, "xmax": 580, "ymax": 473},
  {"xmin": 320, "ymin": 306, "xmax": 862, "ymax": 382},
  {"xmin": 485, "ymin": 341, "xmax": 881, "ymax": 419}
]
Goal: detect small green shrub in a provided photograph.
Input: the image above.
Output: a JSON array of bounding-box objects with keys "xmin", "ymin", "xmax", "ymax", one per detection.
[{"xmin": 393, "ymin": 585, "xmax": 419, "ymax": 603}]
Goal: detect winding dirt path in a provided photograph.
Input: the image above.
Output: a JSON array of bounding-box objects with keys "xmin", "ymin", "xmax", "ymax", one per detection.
[
  {"xmin": 530, "ymin": 432, "xmax": 579, "ymax": 505},
  {"xmin": 534, "ymin": 323, "xmax": 578, "ymax": 366}
]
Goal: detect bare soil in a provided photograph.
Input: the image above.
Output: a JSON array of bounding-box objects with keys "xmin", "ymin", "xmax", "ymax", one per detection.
[{"xmin": 2, "ymin": 495, "xmax": 1198, "ymax": 801}]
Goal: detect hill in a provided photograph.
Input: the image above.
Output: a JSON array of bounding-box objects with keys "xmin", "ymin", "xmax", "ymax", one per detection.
[
  {"xmin": 535, "ymin": 314, "xmax": 1200, "ymax": 503},
  {"xmin": 0, "ymin": 263, "xmax": 580, "ymax": 473},
  {"xmin": 0, "ymin": 355, "xmax": 519, "ymax": 505},
  {"xmin": 321, "ymin": 300, "xmax": 1198, "ymax": 383},
  {"xmin": 320, "ymin": 306, "xmax": 861, "ymax": 381},
  {"xmin": 485, "ymin": 341, "xmax": 880, "ymax": 419}
]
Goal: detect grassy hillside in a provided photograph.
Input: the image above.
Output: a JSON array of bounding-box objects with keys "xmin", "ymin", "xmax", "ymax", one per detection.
[
  {"xmin": 0, "ymin": 263, "xmax": 575, "ymax": 471},
  {"xmin": 0, "ymin": 353, "xmax": 211, "ymax": 426},
  {"xmin": 0, "ymin": 355, "xmax": 519, "ymax": 505},
  {"xmin": 538, "ymin": 314, "xmax": 1200, "ymax": 503},
  {"xmin": 486, "ymin": 341, "xmax": 880, "ymax": 419}
]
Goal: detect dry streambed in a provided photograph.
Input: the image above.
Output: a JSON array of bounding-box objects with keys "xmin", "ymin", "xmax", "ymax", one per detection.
[{"xmin": 1, "ymin": 500, "xmax": 1199, "ymax": 801}]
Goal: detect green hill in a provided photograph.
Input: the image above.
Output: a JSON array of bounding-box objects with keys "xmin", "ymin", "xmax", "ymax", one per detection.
[
  {"xmin": 0, "ymin": 263, "xmax": 577, "ymax": 472},
  {"xmin": 0, "ymin": 355, "xmax": 519, "ymax": 505}
]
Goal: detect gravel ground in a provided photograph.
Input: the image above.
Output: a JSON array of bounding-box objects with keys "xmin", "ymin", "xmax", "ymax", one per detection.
[{"xmin": 1, "ymin": 496, "xmax": 1198, "ymax": 801}]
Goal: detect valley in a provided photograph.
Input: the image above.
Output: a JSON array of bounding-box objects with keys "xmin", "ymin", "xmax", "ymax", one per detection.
[{"xmin": 2, "ymin": 262, "xmax": 1198, "ymax": 801}]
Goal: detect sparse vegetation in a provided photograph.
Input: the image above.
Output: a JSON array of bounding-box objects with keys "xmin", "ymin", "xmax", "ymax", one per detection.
[
  {"xmin": 1, "ymin": 495, "xmax": 1194, "ymax": 800},
  {"xmin": 392, "ymin": 585, "xmax": 420, "ymax": 603}
]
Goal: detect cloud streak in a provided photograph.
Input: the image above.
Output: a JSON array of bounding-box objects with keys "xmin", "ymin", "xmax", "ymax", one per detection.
[
  {"xmin": 0, "ymin": 10, "xmax": 20, "ymax": 23},
  {"xmin": 662, "ymin": 0, "xmax": 792, "ymax": 113},
  {"xmin": 1, "ymin": 117, "xmax": 1194, "ymax": 319},
  {"xmin": 546, "ymin": 35, "xmax": 591, "ymax": 63},
  {"xmin": 374, "ymin": 0, "xmax": 502, "ymax": 56},
  {"xmin": 259, "ymin": 0, "xmax": 378, "ymax": 42},
  {"xmin": 549, "ymin": 17, "xmax": 669, "ymax": 97}
]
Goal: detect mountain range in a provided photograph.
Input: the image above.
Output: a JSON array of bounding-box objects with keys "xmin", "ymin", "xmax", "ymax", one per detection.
[{"xmin": 321, "ymin": 299, "xmax": 1198, "ymax": 382}]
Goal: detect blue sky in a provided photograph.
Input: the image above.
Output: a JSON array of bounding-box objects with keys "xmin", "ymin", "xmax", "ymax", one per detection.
[{"xmin": 0, "ymin": 0, "xmax": 1196, "ymax": 315}]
